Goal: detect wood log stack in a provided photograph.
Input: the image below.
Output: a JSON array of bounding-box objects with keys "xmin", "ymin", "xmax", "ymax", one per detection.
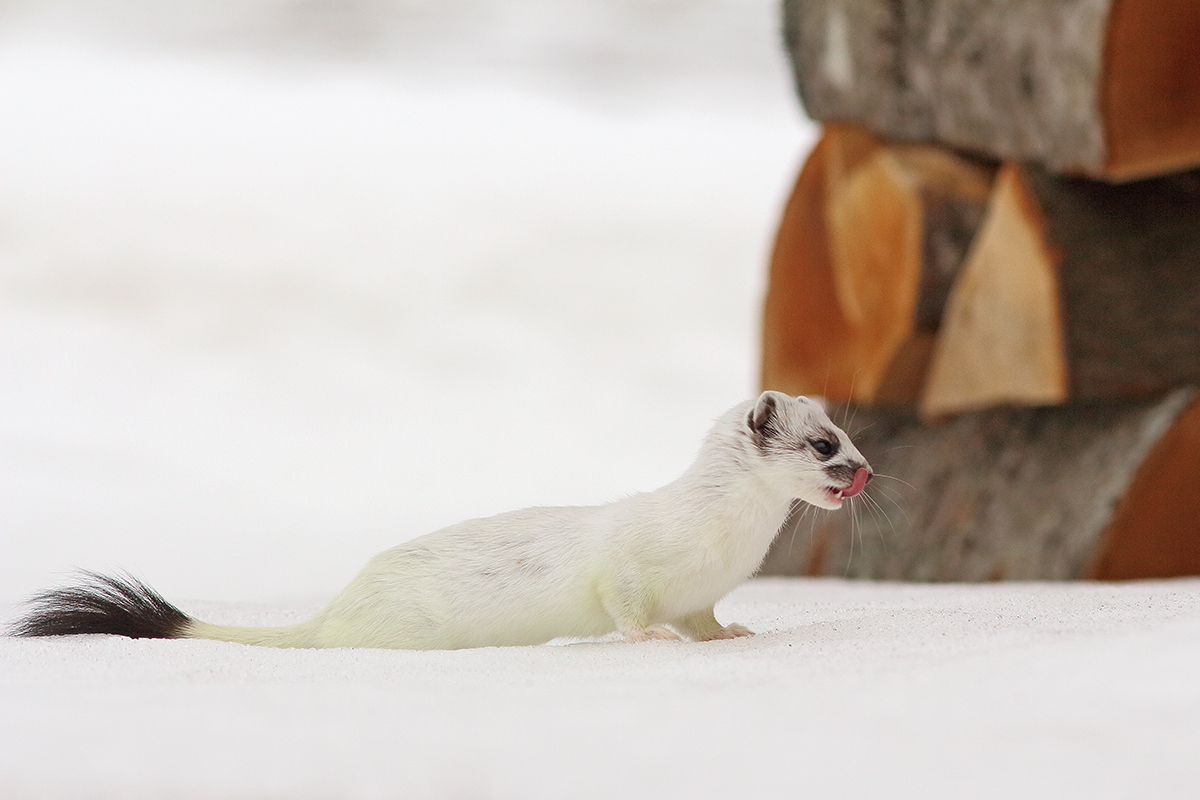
[{"xmin": 761, "ymin": 0, "xmax": 1200, "ymax": 581}]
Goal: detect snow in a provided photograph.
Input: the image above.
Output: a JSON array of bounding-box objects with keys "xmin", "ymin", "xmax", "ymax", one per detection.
[
  {"xmin": 4, "ymin": 579, "xmax": 1200, "ymax": 799},
  {"xmin": 2, "ymin": 3, "xmax": 1199, "ymax": 798}
]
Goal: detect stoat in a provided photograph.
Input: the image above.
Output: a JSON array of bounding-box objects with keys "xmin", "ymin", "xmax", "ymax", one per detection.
[{"xmin": 11, "ymin": 392, "xmax": 871, "ymax": 650}]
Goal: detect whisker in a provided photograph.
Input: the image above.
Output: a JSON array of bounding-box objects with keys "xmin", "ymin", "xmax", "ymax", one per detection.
[
  {"xmin": 779, "ymin": 501, "xmax": 798, "ymax": 536},
  {"xmin": 873, "ymin": 487, "xmax": 912, "ymax": 524},
  {"xmin": 859, "ymin": 494, "xmax": 888, "ymax": 556},
  {"xmin": 807, "ymin": 503, "xmax": 823, "ymax": 567},
  {"xmin": 860, "ymin": 493, "xmax": 894, "ymax": 554},
  {"xmin": 876, "ymin": 444, "xmax": 919, "ymax": 454},
  {"xmin": 849, "ymin": 420, "xmax": 877, "ymax": 439},
  {"xmin": 870, "ymin": 479, "xmax": 910, "ymax": 501},
  {"xmin": 846, "ymin": 383, "xmax": 862, "ymax": 433},
  {"xmin": 846, "ymin": 368, "xmax": 862, "ymax": 420},
  {"xmin": 873, "ymin": 472, "xmax": 917, "ymax": 491},
  {"xmin": 784, "ymin": 501, "xmax": 812, "ymax": 560},
  {"xmin": 872, "ymin": 482, "xmax": 910, "ymax": 506},
  {"xmin": 845, "ymin": 494, "xmax": 862, "ymax": 577},
  {"xmin": 782, "ymin": 500, "xmax": 803, "ymax": 527},
  {"xmin": 867, "ymin": 480, "xmax": 911, "ymax": 516}
]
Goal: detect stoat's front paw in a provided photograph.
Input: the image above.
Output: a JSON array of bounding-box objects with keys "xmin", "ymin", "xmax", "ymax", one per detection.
[
  {"xmin": 623, "ymin": 625, "xmax": 683, "ymax": 643},
  {"xmin": 700, "ymin": 623, "xmax": 755, "ymax": 641}
]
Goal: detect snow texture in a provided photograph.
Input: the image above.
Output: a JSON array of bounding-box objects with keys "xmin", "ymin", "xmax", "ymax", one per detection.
[
  {"xmin": 4, "ymin": 579, "xmax": 1200, "ymax": 799},
  {"xmin": 2, "ymin": 3, "xmax": 1199, "ymax": 798}
]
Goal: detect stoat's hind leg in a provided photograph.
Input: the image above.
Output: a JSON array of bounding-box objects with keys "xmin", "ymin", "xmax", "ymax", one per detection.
[{"xmin": 671, "ymin": 607, "xmax": 755, "ymax": 641}]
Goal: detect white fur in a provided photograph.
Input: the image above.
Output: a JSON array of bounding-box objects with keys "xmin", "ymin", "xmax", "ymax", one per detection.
[{"xmin": 186, "ymin": 392, "xmax": 870, "ymax": 650}]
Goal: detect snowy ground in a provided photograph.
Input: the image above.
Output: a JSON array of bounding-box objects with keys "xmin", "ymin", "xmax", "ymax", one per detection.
[
  {"xmin": 3, "ymin": 3, "xmax": 1199, "ymax": 798},
  {"xmin": 4, "ymin": 579, "xmax": 1200, "ymax": 799}
]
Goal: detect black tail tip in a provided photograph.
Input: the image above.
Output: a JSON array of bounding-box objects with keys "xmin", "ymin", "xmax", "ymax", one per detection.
[{"xmin": 8, "ymin": 570, "xmax": 190, "ymax": 640}]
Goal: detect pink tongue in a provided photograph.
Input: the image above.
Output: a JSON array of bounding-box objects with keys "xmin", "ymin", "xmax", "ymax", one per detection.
[{"xmin": 840, "ymin": 468, "xmax": 870, "ymax": 499}]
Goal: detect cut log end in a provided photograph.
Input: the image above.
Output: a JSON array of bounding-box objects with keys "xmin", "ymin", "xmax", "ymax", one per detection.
[
  {"xmin": 763, "ymin": 124, "xmax": 994, "ymax": 404},
  {"xmin": 921, "ymin": 163, "xmax": 1068, "ymax": 418},
  {"xmin": 1104, "ymin": 0, "xmax": 1200, "ymax": 180},
  {"xmin": 1088, "ymin": 395, "xmax": 1200, "ymax": 579}
]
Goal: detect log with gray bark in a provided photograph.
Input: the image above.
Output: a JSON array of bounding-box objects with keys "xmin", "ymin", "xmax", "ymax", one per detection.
[
  {"xmin": 784, "ymin": 0, "xmax": 1200, "ymax": 181},
  {"xmin": 759, "ymin": 389, "xmax": 1200, "ymax": 581}
]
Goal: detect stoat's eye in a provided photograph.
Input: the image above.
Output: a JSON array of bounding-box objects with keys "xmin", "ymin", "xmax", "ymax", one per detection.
[{"xmin": 810, "ymin": 439, "xmax": 838, "ymax": 457}]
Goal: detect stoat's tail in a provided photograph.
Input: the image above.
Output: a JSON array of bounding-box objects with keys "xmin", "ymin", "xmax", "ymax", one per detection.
[{"xmin": 9, "ymin": 570, "xmax": 318, "ymax": 649}]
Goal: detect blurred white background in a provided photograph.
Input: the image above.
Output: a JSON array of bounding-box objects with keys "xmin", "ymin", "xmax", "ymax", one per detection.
[{"xmin": 0, "ymin": 0, "xmax": 816, "ymax": 605}]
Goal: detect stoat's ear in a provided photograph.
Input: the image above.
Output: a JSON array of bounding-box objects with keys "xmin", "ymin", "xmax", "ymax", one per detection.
[{"xmin": 747, "ymin": 391, "xmax": 781, "ymax": 442}]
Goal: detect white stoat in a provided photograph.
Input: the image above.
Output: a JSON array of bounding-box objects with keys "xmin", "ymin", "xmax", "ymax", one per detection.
[{"xmin": 12, "ymin": 392, "xmax": 871, "ymax": 650}]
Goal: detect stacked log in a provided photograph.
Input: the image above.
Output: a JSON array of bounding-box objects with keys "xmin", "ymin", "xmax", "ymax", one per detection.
[
  {"xmin": 761, "ymin": 125, "xmax": 996, "ymax": 404},
  {"xmin": 784, "ymin": 0, "xmax": 1200, "ymax": 180},
  {"xmin": 924, "ymin": 164, "xmax": 1200, "ymax": 417},
  {"xmin": 762, "ymin": 0, "xmax": 1200, "ymax": 580}
]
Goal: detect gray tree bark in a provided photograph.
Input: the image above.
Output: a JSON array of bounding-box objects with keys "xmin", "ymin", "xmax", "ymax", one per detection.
[
  {"xmin": 785, "ymin": 0, "xmax": 1111, "ymax": 174},
  {"xmin": 1030, "ymin": 167, "xmax": 1200, "ymax": 401},
  {"xmin": 784, "ymin": 0, "xmax": 1200, "ymax": 180}
]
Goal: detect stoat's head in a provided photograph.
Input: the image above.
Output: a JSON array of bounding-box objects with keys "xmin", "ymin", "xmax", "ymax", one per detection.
[{"xmin": 742, "ymin": 391, "xmax": 871, "ymax": 510}]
